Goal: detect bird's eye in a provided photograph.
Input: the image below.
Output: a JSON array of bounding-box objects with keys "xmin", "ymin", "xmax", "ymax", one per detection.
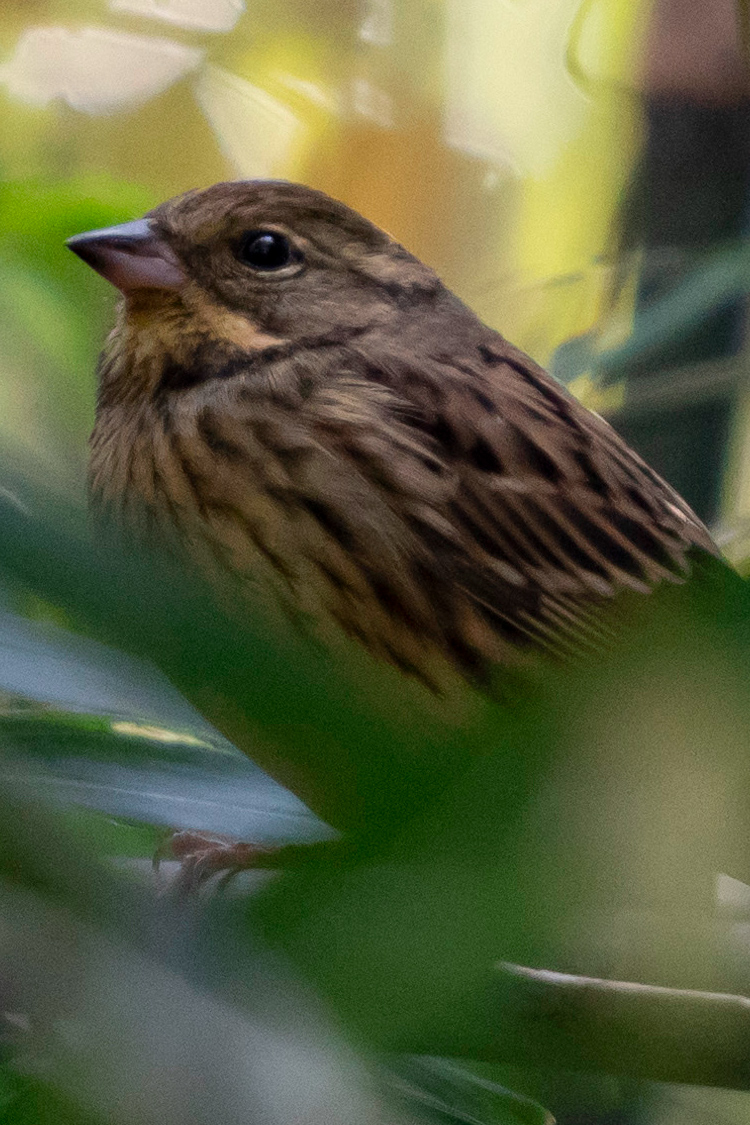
[{"xmin": 236, "ymin": 230, "xmax": 300, "ymax": 271}]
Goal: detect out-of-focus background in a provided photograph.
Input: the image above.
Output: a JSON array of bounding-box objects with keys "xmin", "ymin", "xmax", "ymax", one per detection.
[{"xmin": 2, "ymin": 2, "xmax": 750, "ymax": 1124}]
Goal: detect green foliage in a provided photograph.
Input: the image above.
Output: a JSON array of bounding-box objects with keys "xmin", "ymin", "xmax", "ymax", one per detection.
[
  {"xmin": 0, "ymin": 777, "xmax": 557, "ymax": 1125},
  {"xmin": 0, "ymin": 177, "xmax": 156, "ymax": 465},
  {"xmin": 554, "ymin": 242, "xmax": 750, "ymax": 385},
  {"xmin": 0, "ymin": 436, "xmax": 748, "ymax": 1120},
  {"xmin": 0, "ymin": 458, "xmax": 551, "ymax": 1121}
]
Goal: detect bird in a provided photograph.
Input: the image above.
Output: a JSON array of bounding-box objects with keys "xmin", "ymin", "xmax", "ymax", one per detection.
[{"xmin": 67, "ymin": 179, "xmax": 718, "ymax": 706}]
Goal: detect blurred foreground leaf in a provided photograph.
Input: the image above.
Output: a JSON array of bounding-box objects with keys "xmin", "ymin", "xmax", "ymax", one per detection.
[
  {"xmin": 249, "ymin": 554, "xmax": 750, "ymax": 1072},
  {"xmin": 0, "ymin": 459, "xmax": 508, "ymax": 836},
  {"xmin": 0, "ymin": 786, "xmax": 439, "ymax": 1125},
  {"xmin": 0, "ymin": 782, "xmax": 553, "ymax": 1125},
  {"xmin": 0, "ymin": 443, "xmax": 750, "ymax": 1107},
  {"xmin": 0, "ymin": 606, "xmax": 333, "ymax": 846}
]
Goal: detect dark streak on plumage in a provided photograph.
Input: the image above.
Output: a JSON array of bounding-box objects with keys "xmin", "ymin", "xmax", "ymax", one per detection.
[
  {"xmin": 203, "ymin": 495, "xmax": 296, "ymax": 581},
  {"xmin": 469, "ymin": 388, "xmax": 496, "ymax": 413},
  {"xmin": 170, "ymin": 433, "xmax": 210, "ymax": 519},
  {"xmin": 572, "ymin": 450, "xmax": 610, "ymax": 497},
  {"xmin": 523, "ymin": 501, "xmax": 613, "ymax": 581},
  {"xmin": 298, "ymin": 497, "xmax": 356, "ymax": 552},
  {"xmin": 467, "ymin": 493, "xmax": 539, "ymax": 569},
  {"xmin": 196, "ymin": 407, "xmax": 246, "ymax": 460},
  {"xmin": 626, "ymin": 486, "xmax": 656, "ymax": 515},
  {"xmin": 317, "ymin": 561, "xmax": 354, "ymax": 593},
  {"xmin": 468, "ymin": 438, "xmax": 503, "ymax": 474},
  {"xmin": 510, "ymin": 425, "xmax": 562, "ymax": 483},
  {"xmin": 477, "ymin": 343, "xmax": 502, "ymax": 365},
  {"xmin": 428, "ymin": 415, "xmax": 461, "ymax": 457},
  {"xmin": 559, "ymin": 502, "xmax": 648, "ymax": 581},
  {"xmin": 363, "ymin": 570, "xmax": 421, "ymax": 630},
  {"xmin": 504, "ymin": 356, "xmax": 569, "ymax": 410},
  {"xmin": 498, "ymin": 502, "xmax": 570, "ymax": 571},
  {"xmin": 449, "ymin": 503, "xmax": 518, "ymax": 568},
  {"xmin": 273, "ymin": 444, "xmax": 315, "ymax": 473},
  {"xmin": 609, "ymin": 512, "xmax": 686, "ymax": 574}
]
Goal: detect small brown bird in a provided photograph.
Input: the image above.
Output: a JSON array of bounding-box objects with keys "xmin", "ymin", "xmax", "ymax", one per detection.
[{"xmin": 68, "ymin": 180, "xmax": 717, "ymax": 697}]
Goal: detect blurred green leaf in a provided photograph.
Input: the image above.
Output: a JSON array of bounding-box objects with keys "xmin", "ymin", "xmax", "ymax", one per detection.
[
  {"xmin": 249, "ymin": 555, "xmax": 750, "ymax": 1064},
  {"xmin": 0, "ymin": 784, "xmax": 507, "ymax": 1125},
  {"xmin": 555, "ymin": 242, "xmax": 750, "ymax": 385},
  {"xmin": 0, "ymin": 608, "xmax": 335, "ymax": 844},
  {"xmin": 0, "ymin": 177, "xmax": 158, "ymax": 464},
  {"xmin": 0, "ymin": 177, "xmax": 157, "ymax": 262},
  {"xmin": 0, "ymin": 462, "xmax": 510, "ymax": 836},
  {"xmin": 386, "ymin": 1057, "xmax": 554, "ymax": 1125}
]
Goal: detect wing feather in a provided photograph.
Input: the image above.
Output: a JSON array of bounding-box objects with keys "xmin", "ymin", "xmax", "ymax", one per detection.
[{"xmin": 375, "ymin": 335, "xmax": 720, "ymax": 674}]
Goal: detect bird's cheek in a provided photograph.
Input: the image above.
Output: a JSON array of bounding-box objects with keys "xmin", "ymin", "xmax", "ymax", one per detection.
[
  {"xmin": 214, "ymin": 309, "xmax": 288, "ymax": 353},
  {"xmin": 188, "ymin": 299, "xmax": 288, "ymax": 354}
]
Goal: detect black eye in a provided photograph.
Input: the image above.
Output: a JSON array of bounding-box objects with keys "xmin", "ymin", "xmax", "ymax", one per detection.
[{"xmin": 236, "ymin": 230, "xmax": 300, "ymax": 271}]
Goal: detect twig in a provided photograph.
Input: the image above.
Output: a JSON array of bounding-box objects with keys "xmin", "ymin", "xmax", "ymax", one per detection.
[{"xmin": 470, "ymin": 961, "xmax": 750, "ymax": 1089}]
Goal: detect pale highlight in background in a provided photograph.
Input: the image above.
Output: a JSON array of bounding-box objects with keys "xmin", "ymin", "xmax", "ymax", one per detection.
[
  {"xmin": 444, "ymin": 0, "xmax": 587, "ymax": 177},
  {"xmin": 0, "ymin": 26, "xmax": 203, "ymax": 114},
  {"xmin": 108, "ymin": 0, "xmax": 246, "ymax": 33},
  {"xmin": 194, "ymin": 65, "xmax": 307, "ymax": 179}
]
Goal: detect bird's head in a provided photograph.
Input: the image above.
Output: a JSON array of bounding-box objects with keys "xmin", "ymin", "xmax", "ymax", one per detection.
[{"xmin": 67, "ymin": 180, "xmax": 445, "ymax": 404}]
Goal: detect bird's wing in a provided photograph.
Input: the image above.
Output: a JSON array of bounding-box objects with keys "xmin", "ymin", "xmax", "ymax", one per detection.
[{"xmin": 386, "ymin": 336, "xmax": 720, "ymax": 667}]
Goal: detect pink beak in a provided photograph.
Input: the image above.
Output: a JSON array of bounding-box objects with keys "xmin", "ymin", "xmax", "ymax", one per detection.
[{"xmin": 66, "ymin": 218, "xmax": 186, "ymax": 294}]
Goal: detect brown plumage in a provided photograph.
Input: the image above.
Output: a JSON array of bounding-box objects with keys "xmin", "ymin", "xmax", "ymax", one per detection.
[{"xmin": 71, "ymin": 180, "xmax": 718, "ymax": 694}]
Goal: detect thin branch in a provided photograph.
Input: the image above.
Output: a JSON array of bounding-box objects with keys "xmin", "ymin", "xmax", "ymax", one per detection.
[{"xmin": 467, "ymin": 961, "xmax": 750, "ymax": 1089}]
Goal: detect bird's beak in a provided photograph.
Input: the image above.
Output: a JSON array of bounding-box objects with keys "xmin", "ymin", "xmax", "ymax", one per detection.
[{"xmin": 66, "ymin": 218, "xmax": 186, "ymax": 294}]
